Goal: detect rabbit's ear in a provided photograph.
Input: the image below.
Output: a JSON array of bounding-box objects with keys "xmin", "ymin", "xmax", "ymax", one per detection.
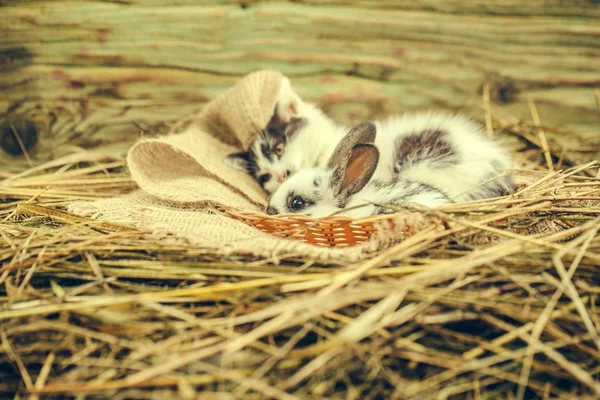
[
  {"xmin": 330, "ymin": 143, "xmax": 379, "ymax": 198},
  {"xmin": 327, "ymin": 121, "xmax": 376, "ymax": 171},
  {"xmin": 328, "ymin": 122, "xmax": 378, "ymax": 197}
]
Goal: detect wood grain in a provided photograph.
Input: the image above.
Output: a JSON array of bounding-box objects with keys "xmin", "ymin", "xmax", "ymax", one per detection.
[{"xmin": 1, "ymin": 1, "xmax": 599, "ymax": 172}]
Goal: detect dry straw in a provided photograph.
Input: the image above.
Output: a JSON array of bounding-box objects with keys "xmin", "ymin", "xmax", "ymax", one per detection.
[{"xmin": 1, "ymin": 88, "xmax": 600, "ymax": 398}]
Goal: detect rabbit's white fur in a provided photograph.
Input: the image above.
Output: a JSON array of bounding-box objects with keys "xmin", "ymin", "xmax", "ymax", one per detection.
[
  {"xmin": 371, "ymin": 112, "xmax": 514, "ymax": 201},
  {"xmin": 267, "ymin": 115, "xmax": 514, "ymax": 218}
]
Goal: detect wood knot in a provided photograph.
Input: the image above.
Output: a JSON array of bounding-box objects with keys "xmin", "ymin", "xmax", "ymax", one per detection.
[
  {"xmin": 0, "ymin": 47, "xmax": 33, "ymax": 73},
  {"xmin": 479, "ymin": 76, "xmax": 520, "ymax": 104},
  {"xmin": 1, "ymin": 117, "xmax": 39, "ymax": 156}
]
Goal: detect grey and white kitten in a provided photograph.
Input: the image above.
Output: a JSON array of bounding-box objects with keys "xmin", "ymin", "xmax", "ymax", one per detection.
[{"xmin": 224, "ymin": 77, "xmax": 344, "ymax": 194}]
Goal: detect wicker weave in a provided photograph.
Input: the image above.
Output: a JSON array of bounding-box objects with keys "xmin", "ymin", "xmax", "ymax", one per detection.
[{"xmin": 225, "ymin": 210, "xmax": 410, "ymax": 248}]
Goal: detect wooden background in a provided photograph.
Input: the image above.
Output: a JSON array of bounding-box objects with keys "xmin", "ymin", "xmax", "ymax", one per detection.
[{"xmin": 1, "ymin": 0, "xmax": 599, "ymax": 173}]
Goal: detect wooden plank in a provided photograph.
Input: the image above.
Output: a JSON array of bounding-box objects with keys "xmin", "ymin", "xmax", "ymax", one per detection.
[{"xmin": 1, "ymin": 1, "xmax": 599, "ymax": 172}]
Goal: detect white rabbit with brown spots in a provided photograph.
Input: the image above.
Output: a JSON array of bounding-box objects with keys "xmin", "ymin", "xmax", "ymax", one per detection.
[{"xmin": 266, "ymin": 114, "xmax": 514, "ymax": 218}]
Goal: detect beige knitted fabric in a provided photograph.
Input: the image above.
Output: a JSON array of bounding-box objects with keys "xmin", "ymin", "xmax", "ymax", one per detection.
[
  {"xmin": 127, "ymin": 127, "xmax": 265, "ymax": 209},
  {"xmin": 196, "ymin": 69, "xmax": 285, "ymax": 150}
]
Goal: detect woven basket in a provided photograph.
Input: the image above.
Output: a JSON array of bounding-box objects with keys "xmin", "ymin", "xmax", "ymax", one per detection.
[{"xmin": 224, "ymin": 209, "xmax": 437, "ymax": 248}]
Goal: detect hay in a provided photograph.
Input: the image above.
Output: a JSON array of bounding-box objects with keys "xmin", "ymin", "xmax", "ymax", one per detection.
[{"xmin": 2, "ymin": 108, "xmax": 600, "ymax": 399}]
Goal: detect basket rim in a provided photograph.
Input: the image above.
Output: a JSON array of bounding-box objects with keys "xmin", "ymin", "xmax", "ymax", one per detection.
[{"xmin": 221, "ymin": 206, "xmax": 429, "ymax": 225}]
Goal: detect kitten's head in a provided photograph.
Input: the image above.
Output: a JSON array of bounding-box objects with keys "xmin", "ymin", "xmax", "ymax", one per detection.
[
  {"xmin": 224, "ymin": 77, "xmax": 312, "ymax": 194},
  {"xmin": 225, "ymin": 109, "xmax": 307, "ymax": 194}
]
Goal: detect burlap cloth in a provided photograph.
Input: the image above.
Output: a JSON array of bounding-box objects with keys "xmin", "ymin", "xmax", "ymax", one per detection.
[{"xmin": 67, "ymin": 70, "xmax": 565, "ymax": 262}]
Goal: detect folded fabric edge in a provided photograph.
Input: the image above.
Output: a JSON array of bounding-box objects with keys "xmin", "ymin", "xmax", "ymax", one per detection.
[{"xmin": 126, "ymin": 137, "xmax": 266, "ymax": 209}]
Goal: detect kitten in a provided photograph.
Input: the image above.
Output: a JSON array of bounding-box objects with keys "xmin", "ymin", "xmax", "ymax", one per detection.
[{"xmin": 224, "ymin": 77, "xmax": 344, "ymax": 194}]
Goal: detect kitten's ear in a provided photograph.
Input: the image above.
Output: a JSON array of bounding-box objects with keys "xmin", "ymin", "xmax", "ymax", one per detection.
[
  {"xmin": 275, "ymin": 76, "xmax": 302, "ymax": 123},
  {"xmin": 284, "ymin": 117, "xmax": 307, "ymax": 139},
  {"xmin": 224, "ymin": 152, "xmax": 251, "ymax": 172}
]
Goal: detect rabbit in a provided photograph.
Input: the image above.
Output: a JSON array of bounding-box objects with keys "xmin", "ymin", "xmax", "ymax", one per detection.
[
  {"xmin": 224, "ymin": 76, "xmax": 347, "ymax": 194},
  {"xmin": 266, "ymin": 122, "xmax": 453, "ymax": 219},
  {"xmin": 266, "ymin": 117, "xmax": 515, "ymax": 219}
]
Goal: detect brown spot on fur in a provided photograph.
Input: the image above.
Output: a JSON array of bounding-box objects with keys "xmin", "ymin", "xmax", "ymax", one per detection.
[{"xmin": 395, "ymin": 129, "xmax": 456, "ymax": 170}]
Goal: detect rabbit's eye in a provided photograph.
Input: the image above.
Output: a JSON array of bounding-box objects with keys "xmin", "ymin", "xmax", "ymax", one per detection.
[
  {"xmin": 289, "ymin": 196, "xmax": 307, "ymax": 211},
  {"xmin": 258, "ymin": 174, "xmax": 271, "ymax": 185},
  {"xmin": 274, "ymin": 142, "xmax": 284, "ymax": 156}
]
